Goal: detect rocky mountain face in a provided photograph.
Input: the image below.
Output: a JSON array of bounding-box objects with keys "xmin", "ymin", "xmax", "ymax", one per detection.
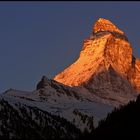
[
  {"xmin": 54, "ymin": 18, "xmax": 140, "ymax": 97},
  {"xmin": 0, "ymin": 18, "xmax": 139, "ymax": 139}
]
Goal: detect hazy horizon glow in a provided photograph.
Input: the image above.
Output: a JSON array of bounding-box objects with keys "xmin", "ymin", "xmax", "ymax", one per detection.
[{"xmin": 0, "ymin": 2, "xmax": 140, "ymax": 92}]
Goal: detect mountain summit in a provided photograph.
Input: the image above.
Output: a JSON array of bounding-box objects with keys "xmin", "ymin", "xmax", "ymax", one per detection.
[
  {"xmin": 0, "ymin": 18, "xmax": 139, "ymax": 139},
  {"xmin": 93, "ymin": 18, "xmax": 124, "ymax": 34},
  {"xmin": 54, "ymin": 18, "xmax": 140, "ymax": 96}
]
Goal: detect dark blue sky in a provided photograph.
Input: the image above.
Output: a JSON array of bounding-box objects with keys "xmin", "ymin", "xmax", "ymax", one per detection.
[{"xmin": 0, "ymin": 2, "xmax": 140, "ymax": 92}]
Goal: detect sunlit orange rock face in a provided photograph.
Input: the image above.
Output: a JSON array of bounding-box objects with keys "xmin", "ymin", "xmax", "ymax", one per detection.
[
  {"xmin": 54, "ymin": 18, "xmax": 140, "ymax": 94},
  {"xmin": 129, "ymin": 59, "xmax": 140, "ymax": 91},
  {"xmin": 93, "ymin": 18, "xmax": 124, "ymax": 35}
]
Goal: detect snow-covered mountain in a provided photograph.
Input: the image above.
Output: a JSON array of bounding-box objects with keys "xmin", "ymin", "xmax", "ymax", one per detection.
[
  {"xmin": 54, "ymin": 18, "xmax": 140, "ymax": 97},
  {"xmin": 1, "ymin": 76, "xmax": 114, "ymax": 131},
  {"xmin": 0, "ymin": 96, "xmax": 81, "ymax": 139},
  {"xmin": 0, "ymin": 18, "xmax": 139, "ymax": 139}
]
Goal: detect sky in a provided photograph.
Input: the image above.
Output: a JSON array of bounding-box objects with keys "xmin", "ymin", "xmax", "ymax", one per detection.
[{"xmin": 0, "ymin": 1, "xmax": 140, "ymax": 92}]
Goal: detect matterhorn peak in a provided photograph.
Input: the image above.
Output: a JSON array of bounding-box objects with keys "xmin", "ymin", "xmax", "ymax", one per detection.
[
  {"xmin": 54, "ymin": 18, "xmax": 140, "ymax": 95},
  {"xmin": 93, "ymin": 18, "xmax": 124, "ymax": 35}
]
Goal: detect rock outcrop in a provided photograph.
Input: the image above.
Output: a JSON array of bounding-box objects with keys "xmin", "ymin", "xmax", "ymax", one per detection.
[{"xmin": 54, "ymin": 18, "xmax": 140, "ymax": 95}]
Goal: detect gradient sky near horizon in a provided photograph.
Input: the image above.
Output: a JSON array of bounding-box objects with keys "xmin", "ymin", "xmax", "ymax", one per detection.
[{"xmin": 0, "ymin": 1, "xmax": 140, "ymax": 92}]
